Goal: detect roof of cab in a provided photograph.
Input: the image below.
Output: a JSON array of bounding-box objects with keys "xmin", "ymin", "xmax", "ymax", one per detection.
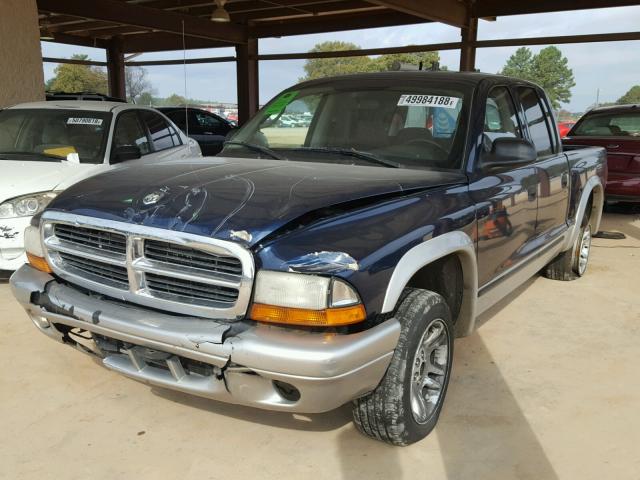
[
  {"xmin": 8, "ymin": 100, "xmax": 132, "ymax": 112},
  {"xmin": 292, "ymin": 71, "xmax": 533, "ymax": 90}
]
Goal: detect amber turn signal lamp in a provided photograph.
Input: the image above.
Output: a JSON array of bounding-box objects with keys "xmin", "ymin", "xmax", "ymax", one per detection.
[
  {"xmin": 27, "ymin": 252, "xmax": 52, "ymax": 274},
  {"xmin": 250, "ymin": 303, "xmax": 366, "ymax": 327}
]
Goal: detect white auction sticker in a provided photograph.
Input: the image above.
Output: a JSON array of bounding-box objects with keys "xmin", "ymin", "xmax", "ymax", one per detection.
[
  {"xmin": 397, "ymin": 95, "xmax": 460, "ymax": 109},
  {"xmin": 67, "ymin": 117, "xmax": 104, "ymax": 126}
]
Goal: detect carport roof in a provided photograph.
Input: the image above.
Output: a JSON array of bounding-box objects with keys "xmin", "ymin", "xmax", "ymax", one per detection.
[{"xmin": 38, "ymin": 0, "xmax": 640, "ymax": 53}]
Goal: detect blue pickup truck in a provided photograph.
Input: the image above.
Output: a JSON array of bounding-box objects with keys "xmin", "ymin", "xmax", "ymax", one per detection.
[{"xmin": 11, "ymin": 72, "xmax": 606, "ymax": 445}]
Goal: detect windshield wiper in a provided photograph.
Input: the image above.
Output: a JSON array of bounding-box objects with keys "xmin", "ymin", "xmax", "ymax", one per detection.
[
  {"xmin": 291, "ymin": 147, "xmax": 400, "ymax": 168},
  {"xmin": 224, "ymin": 141, "xmax": 287, "ymax": 160}
]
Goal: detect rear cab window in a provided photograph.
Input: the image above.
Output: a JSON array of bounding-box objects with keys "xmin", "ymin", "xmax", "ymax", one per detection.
[{"xmin": 518, "ymin": 87, "xmax": 556, "ymax": 157}]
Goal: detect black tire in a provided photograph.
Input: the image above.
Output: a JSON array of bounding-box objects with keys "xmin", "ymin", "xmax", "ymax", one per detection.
[
  {"xmin": 542, "ymin": 203, "xmax": 593, "ymax": 281},
  {"xmin": 352, "ymin": 288, "xmax": 454, "ymax": 446}
]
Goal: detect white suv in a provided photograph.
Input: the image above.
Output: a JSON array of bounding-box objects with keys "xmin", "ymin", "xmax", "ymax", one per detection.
[{"xmin": 0, "ymin": 100, "xmax": 201, "ymax": 272}]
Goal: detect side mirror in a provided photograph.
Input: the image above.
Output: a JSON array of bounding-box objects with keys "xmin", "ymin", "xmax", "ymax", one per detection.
[
  {"xmin": 481, "ymin": 137, "xmax": 536, "ymax": 171},
  {"xmin": 111, "ymin": 145, "xmax": 142, "ymax": 164}
]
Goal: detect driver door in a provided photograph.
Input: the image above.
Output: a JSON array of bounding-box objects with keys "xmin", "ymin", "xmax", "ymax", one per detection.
[{"xmin": 470, "ymin": 86, "xmax": 540, "ymax": 288}]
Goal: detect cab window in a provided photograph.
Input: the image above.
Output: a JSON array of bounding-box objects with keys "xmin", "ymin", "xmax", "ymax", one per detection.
[
  {"xmin": 483, "ymin": 86, "xmax": 522, "ymax": 147},
  {"xmin": 518, "ymin": 87, "xmax": 554, "ymax": 156},
  {"xmin": 140, "ymin": 110, "xmax": 182, "ymax": 151},
  {"xmin": 112, "ymin": 111, "xmax": 151, "ymax": 157}
]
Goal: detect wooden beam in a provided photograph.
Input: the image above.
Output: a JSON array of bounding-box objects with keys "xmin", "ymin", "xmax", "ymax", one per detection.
[
  {"xmin": 41, "ymin": 32, "xmax": 109, "ymax": 49},
  {"xmin": 121, "ymin": 32, "xmax": 228, "ymax": 53},
  {"xmin": 474, "ymin": 0, "xmax": 640, "ymax": 17},
  {"xmin": 37, "ymin": 0, "xmax": 246, "ymax": 44},
  {"xmin": 236, "ymin": 38, "xmax": 259, "ymax": 126},
  {"xmin": 107, "ymin": 38, "xmax": 126, "ymax": 100},
  {"xmin": 126, "ymin": 56, "xmax": 236, "ymax": 66},
  {"xmin": 42, "ymin": 56, "xmax": 107, "ymax": 66},
  {"xmin": 257, "ymin": 41, "xmax": 462, "ymax": 61},
  {"xmin": 459, "ymin": 17, "xmax": 478, "ymax": 71},
  {"xmin": 366, "ymin": 0, "xmax": 469, "ymax": 27},
  {"xmin": 474, "ymin": 31, "xmax": 640, "ymax": 48},
  {"xmin": 251, "ymin": 10, "xmax": 428, "ymax": 37}
]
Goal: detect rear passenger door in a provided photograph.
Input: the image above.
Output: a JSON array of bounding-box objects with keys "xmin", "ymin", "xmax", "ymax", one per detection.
[
  {"xmin": 471, "ymin": 86, "xmax": 540, "ymax": 287},
  {"xmin": 517, "ymin": 87, "xmax": 570, "ymax": 239}
]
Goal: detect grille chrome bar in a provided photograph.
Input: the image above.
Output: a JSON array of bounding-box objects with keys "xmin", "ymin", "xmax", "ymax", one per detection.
[{"xmin": 41, "ymin": 211, "xmax": 255, "ymax": 320}]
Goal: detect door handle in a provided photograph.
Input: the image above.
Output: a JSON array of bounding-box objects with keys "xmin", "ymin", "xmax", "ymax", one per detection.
[
  {"xmin": 561, "ymin": 172, "xmax": 569, "ymax": 188},
  {"xmin": 607, "ymin": 144, "xmax": 620, "ymax": 149}
]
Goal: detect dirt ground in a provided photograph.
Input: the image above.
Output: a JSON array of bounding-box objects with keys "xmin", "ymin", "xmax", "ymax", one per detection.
[{"xmin": 1, "ymin": 210, "xmax": 639, "ymax": 480}]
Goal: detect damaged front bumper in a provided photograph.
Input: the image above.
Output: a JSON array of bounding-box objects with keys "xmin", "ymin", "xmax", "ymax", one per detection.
[{"xmin": 11, "ymin": 264, "xmax": 400, "ymax": 413}]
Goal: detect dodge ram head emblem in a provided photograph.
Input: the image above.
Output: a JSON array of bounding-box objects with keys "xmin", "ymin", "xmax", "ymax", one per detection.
[{"xmin": 142, "ymin": 191, "xmax": 165, "ymax": 205}]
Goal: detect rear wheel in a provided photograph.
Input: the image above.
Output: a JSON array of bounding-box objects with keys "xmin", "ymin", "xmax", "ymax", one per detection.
[
  {"xmin": 542, "ymin": 207, "xmax": 592, "ymax": 281},
  {"xmin": 352, "ymin": 289, "xmax": 453, "ymax": 446}
]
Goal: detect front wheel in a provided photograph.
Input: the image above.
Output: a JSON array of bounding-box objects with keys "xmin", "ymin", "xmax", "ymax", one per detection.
[{"xmin": 352, "ymin": 289, "xmax": 454, "ymax": 446}]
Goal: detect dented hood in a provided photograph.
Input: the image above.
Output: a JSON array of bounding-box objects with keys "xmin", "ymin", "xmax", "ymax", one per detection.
[{"xmin": 49, "ymin": 157, "xmax": 466, "ymax": 246}]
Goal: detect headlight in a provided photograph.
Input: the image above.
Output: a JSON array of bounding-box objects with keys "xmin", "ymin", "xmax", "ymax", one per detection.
[
  {"xmin": 250, "ymin": 271, "xmax": 366, "ymax": 327},
  {"xmin": 0, "ymin": 192, "xmax": 58, "ymax": 219}
]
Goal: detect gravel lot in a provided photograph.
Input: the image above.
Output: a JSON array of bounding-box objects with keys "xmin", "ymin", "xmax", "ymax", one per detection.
[{"xmin": 1, "ymin": 210, "xmax": 639, "ymax": 480}]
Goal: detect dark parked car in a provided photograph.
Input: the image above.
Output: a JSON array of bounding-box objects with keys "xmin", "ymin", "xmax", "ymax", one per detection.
[
  {"xmin": 13, "ymin": 72, "xmax": 605, "ymax": 446},
  {"xmin": 158, "ymin": 107, "xmax": 235, "ymax": 156},
  {"xmin": 564, "ymin": 104, "xmax": 640, "ymax": 202}
]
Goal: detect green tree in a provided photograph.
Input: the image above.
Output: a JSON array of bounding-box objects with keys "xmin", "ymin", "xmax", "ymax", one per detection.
[
  {"xmin": 500, "ymin": 46, "xmax": 575, "ymax": 109},
  {"xmin": 374, "ymin": 51, "xmax": 440, "ymax": 72},
  {"xmin": 137, "ymin": 92, "xmax": 154, "ymax": 106},
  {"xmin": 616, "ymin": 85, "xmax": 640, "ymax": 104},
  {"xmin": 47, "ymin": 54, "xmax": 108, "ymax": 94},
  {"xmin": 300, "ymin": 42, "xmax": 444, "ymax": 81},
  {"xmin": 125, "ymin": 66, "xmax": 154, "ymax": 103},
  {"xmin": 500, "ymin": 47, "xmax": 534, "ymax": 79},
  {"xmin": 300, "ymin": 41, "xmax": 376, "ymax": 81},
  {"xmin": 163, "ymin": 93, "xmax": 187, "ymax": 106}
]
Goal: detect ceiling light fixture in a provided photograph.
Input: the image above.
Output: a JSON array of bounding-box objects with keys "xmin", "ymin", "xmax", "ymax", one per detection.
[{"xmin": 211, "ymin": 0, "xmax": 231, "ymax": 23}]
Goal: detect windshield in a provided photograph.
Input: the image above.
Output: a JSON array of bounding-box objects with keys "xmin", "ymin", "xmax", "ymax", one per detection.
[
  {"xmin": 571, "ymin": 111, "xmax": 640, "ymax": 137},
  {"xmin": 0, "ymin": 109, "xmax": 112, "ymax": 163},
  {"xmin": 222, "ymin": 82, "xmax": 470, "ymax": 170}
]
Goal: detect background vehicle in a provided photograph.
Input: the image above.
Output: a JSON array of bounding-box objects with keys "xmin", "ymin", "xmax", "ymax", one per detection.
[
  {"xmin": 158, "ymin": 107, "xmax": 235, "ymax": 156},
  {"xmin": 557, "ymin": 121, "xmax": 576, "ymax": 138},
  {"xmin": 0, "ymin": 100, "xmax": 200, "ymax": 272},
  {"xmin": 564, "ymin": 104, "xmax": 640, "ymax": 202},
  {"xmin": 12, "ymin": 72, "xmax": 605, "ymax": 446}
]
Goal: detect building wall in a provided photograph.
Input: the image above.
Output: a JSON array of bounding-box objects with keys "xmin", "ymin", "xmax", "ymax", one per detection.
[{"xmin": 0, "ymin": 0, "xmax": 45, "ymax": 108}]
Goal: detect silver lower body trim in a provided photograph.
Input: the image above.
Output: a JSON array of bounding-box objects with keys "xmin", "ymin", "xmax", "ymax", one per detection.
[{"xmin": 11, "ymin": 265, "xmax": 400, "ymax": 413}]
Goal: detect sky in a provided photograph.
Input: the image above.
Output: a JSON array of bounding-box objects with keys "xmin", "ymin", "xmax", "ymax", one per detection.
[{"xmin": 41, "ymin": 5, "xmax": 640, "ymax": 112}]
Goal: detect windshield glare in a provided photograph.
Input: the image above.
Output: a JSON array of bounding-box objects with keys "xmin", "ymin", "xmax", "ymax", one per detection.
[
  {"xmin": 224, "ymin": 84, "xmax": 469, "ymax": 170},
  {"xmin": 0, "ymin": 109, "xmax": 111, "ymax": 163}
]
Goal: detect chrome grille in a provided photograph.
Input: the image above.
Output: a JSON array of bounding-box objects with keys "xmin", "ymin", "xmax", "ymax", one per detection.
[
  {"xmin": 54, "ymin": 224, "xmax": 126, "ymax": 255},
  {"xmin": 58, "ymin": 252, "xmax": 129, "ymax": 289},
  {"xmin": 146, "ymin": 273, "xmax": 239, "ymax": 304},
  {"xmin": 42, "ymin": 212, "xmax": 254, "ymax": 320},
  {"xmin": 144, "ymin": 240, "xmax": 242, "ymax": 277}
]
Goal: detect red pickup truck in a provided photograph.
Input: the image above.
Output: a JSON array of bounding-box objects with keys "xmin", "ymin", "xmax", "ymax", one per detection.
[{"xmin": 564, "ymin": 104, "xmax": 640, "ymax": 203}]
